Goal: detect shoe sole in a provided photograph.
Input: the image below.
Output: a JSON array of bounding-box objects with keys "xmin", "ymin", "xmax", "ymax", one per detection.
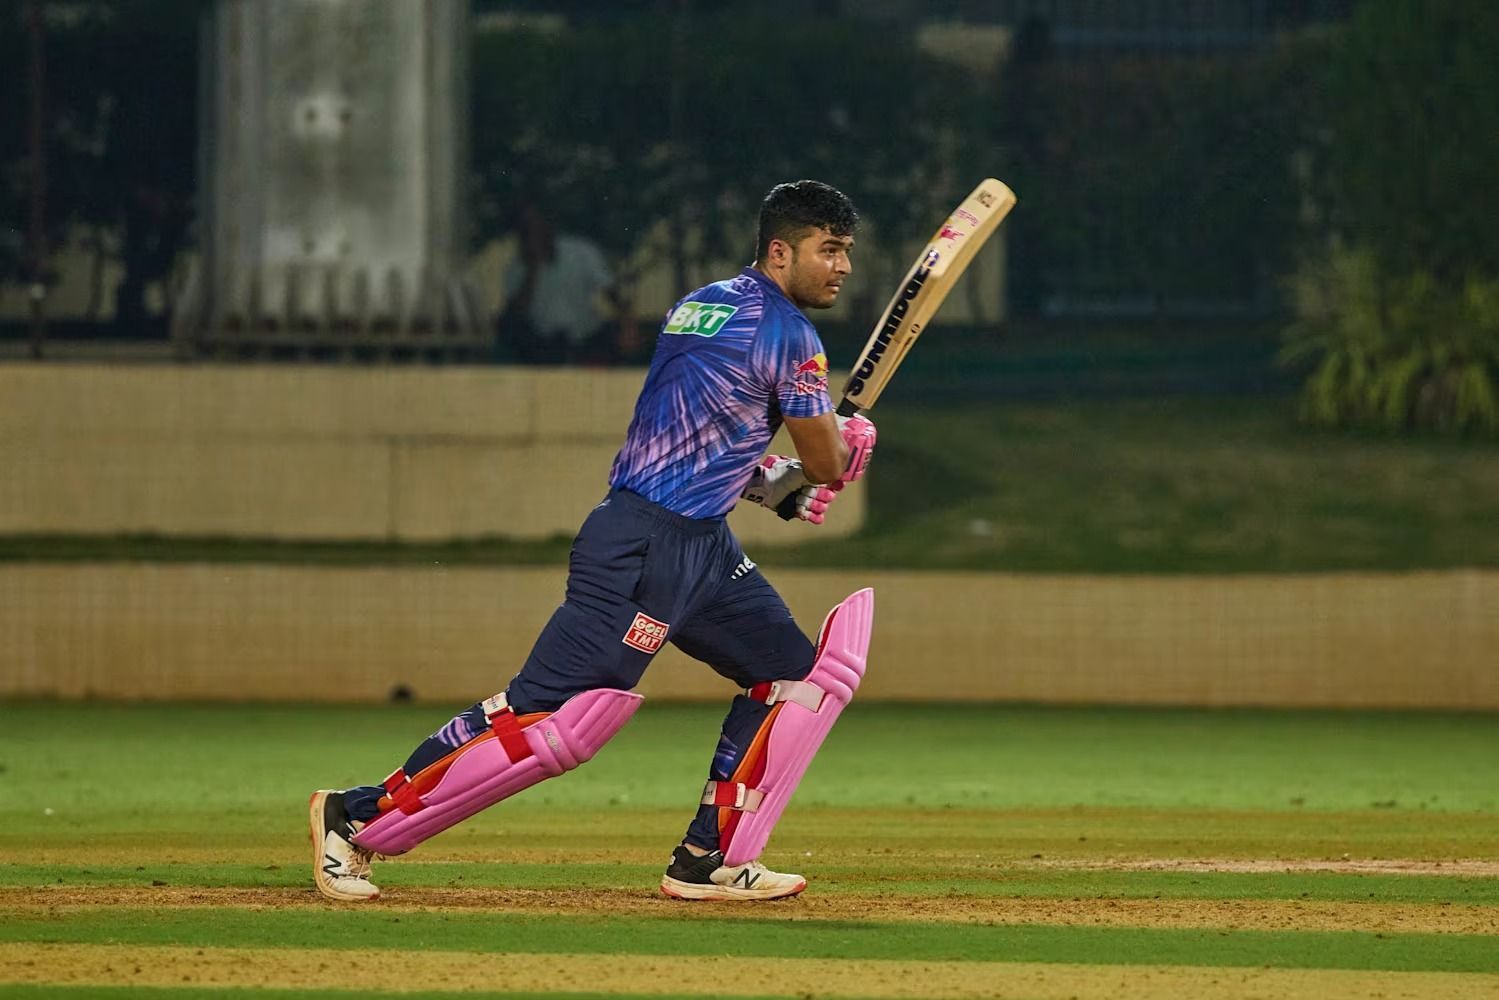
[
  {"xmin": 308, "ymin": 791, "xmax": 380, "ymax": 903},
  {"xmin": 660, "ymin": 874, "xmax": 806, "ymax": 901}
]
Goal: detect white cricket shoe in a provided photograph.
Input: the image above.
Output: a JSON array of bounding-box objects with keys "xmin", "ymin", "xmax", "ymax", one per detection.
[
  {"xmin": 660, "ymin": 844, "xmax": 807, "ymax": 901},
  {"xmin": 309, "ymin": 789, "xmax": 381, "ymax": 902}
]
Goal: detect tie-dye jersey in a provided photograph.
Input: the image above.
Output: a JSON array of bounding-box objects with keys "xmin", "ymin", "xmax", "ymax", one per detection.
[{"xmin": 608, "ymin": 267, "xmax": 835, "ymax": 518}]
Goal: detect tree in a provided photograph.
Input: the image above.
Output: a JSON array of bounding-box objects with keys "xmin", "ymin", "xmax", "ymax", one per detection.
[
  {"xmin": 1282, "ymin": 1, "xmax": 1499, "ymax": 435},
  {"xmin": 0, "ymin": 0, "xmax": 198, "ymax": 332},
  {"xmin": 470, "ymin": 10, "xmax": 987, "ymax": 318},
  {"xmin": 994, "ymin": 36, "xmax": 1305, "ymax": 316},
  {"xmin": 1320, "ymin": 0, "xmax": 1499, "ymax": 283}
]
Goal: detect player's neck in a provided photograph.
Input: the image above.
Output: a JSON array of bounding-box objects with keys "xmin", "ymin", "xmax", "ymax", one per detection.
[{"xmin": 752, "ymin": 261, "xmax": 795, "ymax": 301}]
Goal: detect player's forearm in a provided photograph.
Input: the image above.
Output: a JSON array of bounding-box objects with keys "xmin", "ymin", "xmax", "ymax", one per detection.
[
  {"xmin": 798, "ymin": 440, "xmax": 848, "ymax": 485},
  {"xmin": 782, "ymin": 411, "xmax": 847, "ymax": 484}
]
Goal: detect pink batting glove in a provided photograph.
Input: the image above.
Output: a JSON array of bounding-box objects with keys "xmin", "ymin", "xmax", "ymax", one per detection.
[
  {"xmin": 797, "ymin": 483, "xmax": 840, "ymax": 525},
  {"xmin": 835, "ymin": 414, "xmax": 876, "ymax": 483}
]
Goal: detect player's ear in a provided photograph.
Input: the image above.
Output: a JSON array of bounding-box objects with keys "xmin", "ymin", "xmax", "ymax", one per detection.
[{"xmin": 767, "ymin": 237, "xmax": 792, "ymax": 268}]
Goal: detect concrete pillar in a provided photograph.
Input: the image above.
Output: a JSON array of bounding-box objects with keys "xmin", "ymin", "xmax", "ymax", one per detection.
[{"xmin": 176, "ymin": 0, "xmax": 482, "ymax": 358}]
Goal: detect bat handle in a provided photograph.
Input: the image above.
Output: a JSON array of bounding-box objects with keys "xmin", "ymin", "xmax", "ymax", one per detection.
[{"xmin": 835, "ymin": 398, "xmax": 862, "ymax": 418}]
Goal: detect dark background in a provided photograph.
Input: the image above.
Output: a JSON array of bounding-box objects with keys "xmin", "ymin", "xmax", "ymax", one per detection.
[{"xmin": 2, "ymin": 0, "xmax": 1496, "ymax": 427}]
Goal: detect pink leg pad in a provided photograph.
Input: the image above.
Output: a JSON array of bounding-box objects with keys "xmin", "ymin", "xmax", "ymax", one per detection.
[
  {"xmin": 719, "ymin": 588, "xmax": 872, "ymax": 866},
  {"xmin": 353, "ymin": 687, "xmax": 642, "ymax": 856}
]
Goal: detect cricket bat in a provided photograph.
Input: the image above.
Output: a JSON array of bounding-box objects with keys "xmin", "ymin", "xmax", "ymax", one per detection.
[{"xmin": 837, "ymin": 178, "xmax": 1017, "ymax": 417}]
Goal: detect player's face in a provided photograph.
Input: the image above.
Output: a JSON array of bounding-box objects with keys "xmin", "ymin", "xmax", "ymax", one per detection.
[{"xmin": 786, "ymin": 229, "xmax": 854, "ymax": 310}]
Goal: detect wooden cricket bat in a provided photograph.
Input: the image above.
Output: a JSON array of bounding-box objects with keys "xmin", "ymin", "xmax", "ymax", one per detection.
[{"xmin": 837, "ymin": 178, "xmax": 1017, "ymax": 417}]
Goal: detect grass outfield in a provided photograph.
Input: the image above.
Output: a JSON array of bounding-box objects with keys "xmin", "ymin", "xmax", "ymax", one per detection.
[
  {"xmin": 2, "ymin": 701, "xmax": 1497, "ymax": 998},
  {"xmin": 3, "ymin": 395, "xmax": 1497, "ymax": 573}
]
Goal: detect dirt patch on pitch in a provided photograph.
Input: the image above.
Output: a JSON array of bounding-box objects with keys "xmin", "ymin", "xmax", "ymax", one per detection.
[
  {"xmin": 1046, "ymin": 858, "xmax": 1499, "ymax": 877},
  {"xmin": 4, "ymin": 942, "xmax": 1498, "ymax": 1000},
  {"xmin": 3, "ymin": 883, "xmax": 1495, "ymax": 935}
]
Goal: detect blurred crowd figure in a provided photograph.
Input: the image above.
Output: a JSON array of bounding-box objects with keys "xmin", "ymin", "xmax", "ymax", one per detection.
[{"xmin": 497, "ymin": 203, "xmax": 639, "ymax": 365}]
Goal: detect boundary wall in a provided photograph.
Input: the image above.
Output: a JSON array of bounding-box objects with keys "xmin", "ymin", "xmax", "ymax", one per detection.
[
  {"xmin": 3, "ymin": 563, "xmax": 1494, "ymax": 708},
  {"xmin": 4, "ymin": 363, "xmax": 1494, "ymax": 709},
  {"xmin": 0, "ymin": 363, "xmax": 863, "ymax": 543}
]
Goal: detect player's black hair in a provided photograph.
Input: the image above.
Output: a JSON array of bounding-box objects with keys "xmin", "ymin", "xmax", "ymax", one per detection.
[{"xmin": 754, "ymin": 180, "xmax": 859, "ymax": 260}]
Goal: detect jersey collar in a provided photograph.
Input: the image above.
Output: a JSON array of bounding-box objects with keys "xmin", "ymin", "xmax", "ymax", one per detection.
[{"xmin": 742, "ymin": 266, "xmax": 799, "ymax": 311}]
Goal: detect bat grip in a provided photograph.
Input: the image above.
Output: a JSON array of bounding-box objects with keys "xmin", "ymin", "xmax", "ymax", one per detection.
[{"xmin": 835, "ymin": 398, "xmax": 861, "ymax": 418}]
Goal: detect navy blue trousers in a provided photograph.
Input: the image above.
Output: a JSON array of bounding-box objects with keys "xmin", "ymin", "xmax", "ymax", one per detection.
[{"xmin": 345, "ymin": 489, "xmax": 815, "ymax": 852}]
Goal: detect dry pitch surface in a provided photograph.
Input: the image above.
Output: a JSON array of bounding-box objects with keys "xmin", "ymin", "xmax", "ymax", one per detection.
[{"xmin": 5, "ymin": 833, "xmax": 1498, "ymax": 1000}]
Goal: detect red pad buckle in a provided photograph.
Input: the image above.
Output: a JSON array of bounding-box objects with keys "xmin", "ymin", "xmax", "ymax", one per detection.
[
  {"xmin": 701, "ymin": 780, "xmax": 765, "ymax": 812},
  {"xmin": 382, "ymin": 768, "xmax": 424, "ymax": 816},
  {"xmin": 708, "ymin": 781, "xmax": 745, "ymax": 807},
  {"xmin": 487, "ymin": 708, "xmax": 534, "ymax": 764}
]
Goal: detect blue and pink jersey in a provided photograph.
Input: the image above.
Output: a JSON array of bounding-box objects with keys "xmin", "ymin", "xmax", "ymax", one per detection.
[{"xmin": 608, "ymin": 267, "xmax": 835, "ymax": 518}]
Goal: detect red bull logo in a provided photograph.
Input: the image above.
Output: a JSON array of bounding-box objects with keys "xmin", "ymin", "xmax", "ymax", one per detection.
[
  {"xmin": 793, "ymin": 353, "xmax": 829, "ymax": 378},
  {"xmin": 791, "ymin": 353, "xmax": 830, "ymax": 395}
]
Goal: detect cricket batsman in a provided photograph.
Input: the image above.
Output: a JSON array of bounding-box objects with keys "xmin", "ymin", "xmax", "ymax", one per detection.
[{"xmin": 311, "ymin": 180, "xmax": 877, "ymax": 902}]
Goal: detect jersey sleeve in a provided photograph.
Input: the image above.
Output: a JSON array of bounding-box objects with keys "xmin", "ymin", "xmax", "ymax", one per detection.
[{"xmin": 765, "ymin": 314, "xmax": 834, "ymax": 419}]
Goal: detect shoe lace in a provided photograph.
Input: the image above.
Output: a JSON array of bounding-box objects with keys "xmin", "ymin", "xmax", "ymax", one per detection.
[
  {"xmin": 343, "ymin": 822, "xmax": 376, "ymax": 878},
  {"xmin": 347, "ymin": 845, "xmax": 375, "ymax": 878},
  {"xmin": 738, "ymin": 859, "xmax": 779, "ymax": 878}
]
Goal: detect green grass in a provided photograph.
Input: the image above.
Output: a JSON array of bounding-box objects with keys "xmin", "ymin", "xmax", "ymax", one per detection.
[
  {"xmin": 5, "ymin": 863, "xmax": 1499, "ymax": 905},
  {"xmin": 3, "ymin": 701, "xmax": 1497, "ymax": 996},
  {"xmin": 3, "ymin": 703, "xmax": 1496, "ymax": 873},
  {"xmin": 2, "ymin": 395, "xmax": 1495, "ymax": 573},
  {"xmin": 799, "ymin": 395, "xmax": 1499, "ymax": 573},
  {"xmin": 4, "ymin": 702, "xmax": 1496, "ymax": 824},
  {"xmin": 4, "ymin": 908, "xmax": 1496, "ymax": 973}
]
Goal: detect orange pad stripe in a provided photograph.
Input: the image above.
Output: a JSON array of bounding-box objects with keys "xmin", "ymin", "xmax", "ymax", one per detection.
[{"xmin": 716, "ymin": 703, "xmax": 781, "ymax": 841}]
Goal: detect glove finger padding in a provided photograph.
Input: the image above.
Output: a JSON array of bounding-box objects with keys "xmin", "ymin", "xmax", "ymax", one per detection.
[
  {"xmin": 836, "ymin": 414, "xmax": 876, "ymax": 483},
  {"xmin": 746, "ymin": 457, "xmax": 849, "ymax": 524},
  {"xmin": 796, "ymin": 484, "xmax": 839, "ymax": 524}
]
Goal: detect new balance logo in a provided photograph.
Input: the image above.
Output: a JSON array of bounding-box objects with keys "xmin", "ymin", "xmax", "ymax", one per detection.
[
  {"xmin": 731, "ymin": 554, "xmax": 756, "ymax": 580},
  {"xmin": 731, "ymin": 867, "xmax": 761, "ymax": 889},
  {"xmin": 322, "ymin": 853, "xmax": 342, "ymax": 877}
]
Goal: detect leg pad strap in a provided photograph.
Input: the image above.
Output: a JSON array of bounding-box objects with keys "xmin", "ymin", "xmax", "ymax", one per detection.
[
  {"xmin": 353, "ymin": 687, "xmax": 642, "ymax": 856},
  {"xmin": 701, "ymin": 780, "xmax": 765, "ymax": 811},
  {"xmin": 745, "ymin": 679, "xmax": 825, "ymax": 711},
  {"xmin": 378, "ymin": 692, "xmax": 541, "ymax": 817}
]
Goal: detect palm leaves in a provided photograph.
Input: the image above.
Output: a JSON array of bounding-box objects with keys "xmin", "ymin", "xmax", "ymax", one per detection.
[{"xmin": 1282, "ymin": 248, "xmax": 1499, "ymax": 435}]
